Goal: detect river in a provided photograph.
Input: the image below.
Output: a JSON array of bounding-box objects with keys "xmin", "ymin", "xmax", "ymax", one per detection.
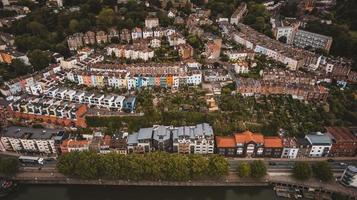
[{"xmin": 4, "ymin": 185, "xmax": 277, "ymax": 200}]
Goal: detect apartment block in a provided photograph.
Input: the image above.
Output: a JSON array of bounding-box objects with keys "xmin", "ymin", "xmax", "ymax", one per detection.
[
  {"xmin": 127, "ymin": 123, "xmax": 214, "ymax": 155},
  {"xmin": 293, "ymin": 30, "xmax": 333, "ymax": 53},
  {"xmin": 305, "ymin": 133, "xmax": 332, "ymax": 157},
  {"xmin": 0, "ymin": 126, "xmax": 61, "ymax": 154},
  {"xmin": 271, "ymin": 18, "xmax": 300, "ymax": 44},
  {"xmin": 230, "ymin": 2, "xmax": 247, "ymax": 25},
  {"xmin": 224, "ymin": 22, "xmax": 320, "ymax": 71}
]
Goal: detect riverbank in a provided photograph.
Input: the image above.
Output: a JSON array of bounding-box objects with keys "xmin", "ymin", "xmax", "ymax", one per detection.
[
  {"xmin": 10, "ymin": 170, "xmax": 357, "ymax": 198},
  {"xmin": 3, "ymin": 185, "xmax": 277, "ymax": 200}
]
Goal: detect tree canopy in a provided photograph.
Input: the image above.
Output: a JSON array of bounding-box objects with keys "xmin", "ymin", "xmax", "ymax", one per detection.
[
  {"xmin": 244, "ymin": 2, "xmax": 273, "ymax": 37},
  {"xmin": 312, "ymin": 161, "xmax": 333, "ymax": 182},
  {"xmin": 97, "ymin": 8, "xmax": 115, "ymax": 29},
  {"xmin": 0, "ymin": 157, "xmax": 19, "ymax": 177},
  {"xmin": 236, "ymin": 162, "xmax": 251, "ymax": 178},
  {"xmin": 292, "ymin": 161, "xmax": 312, "ymax": 180},
  {"xmin": 57, "ymin": 152, "xmax": 229, "ymax": 181},
  {"xmin": 28, "ymin": 49, "xmax": 51, "ymax": 71},
  {"xmin": 249, "ymin": 160, "xmax": 267, "ymax": 178}
]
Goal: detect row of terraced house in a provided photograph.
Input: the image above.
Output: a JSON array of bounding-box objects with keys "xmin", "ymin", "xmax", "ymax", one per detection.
[
  {"xmin": 216, "ymin": 127, "xmax": 357, "ymax": 158},
  {"xmin": 44, "ymin": 87, "xmax": 136, "ymax": 112},
  {"xmin": 65, "ymin": 63, "xmax": 202, "ymax": 89},
  {"xmin": 8, "ymin": 96, "xmax": 88, "ymax": 128},
  {"xmin": 236, "ymin": 68, "xmax": 329, "ymax": 102}
]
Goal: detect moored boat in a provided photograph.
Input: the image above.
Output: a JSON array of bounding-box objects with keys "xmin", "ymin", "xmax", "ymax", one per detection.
[{"xmin": 0, "ymin": 179, "xmax": 17, "ymax": 197}]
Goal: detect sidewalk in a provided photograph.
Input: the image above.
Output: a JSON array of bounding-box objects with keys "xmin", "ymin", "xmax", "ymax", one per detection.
[
  {"xmin": 228, "ymin": 157, "xmax": 357, "ymax": 161},
  {"xmin": 269, "ymin": 175, "xmax": 357, "ymax": 197}
]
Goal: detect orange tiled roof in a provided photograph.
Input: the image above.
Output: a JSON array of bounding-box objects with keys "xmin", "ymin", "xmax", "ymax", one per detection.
[
  {"xmin": 60, "ymin": 139, "xmax": 89, "ymax": 148},
  {"xmin": 103, "ymin": 135, "xmax": 112, "ymax": 146},
  {"xmin": 234, "ymin": 130, "xmax": 264, "ymax": 144},
  {"xmin": 264, "ymin": 137, "xmax": 283, "ymax": 148},
  {"xmin": 216, "ymin": 136, "xmax": 236, "ymax": 148}
]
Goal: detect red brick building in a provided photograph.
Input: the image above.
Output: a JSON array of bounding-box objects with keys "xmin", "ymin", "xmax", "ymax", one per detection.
[
  {"xmin": 8, "ymin": 104, "xmax": 87, "ymax": 128},
  {"xmin": 215, "ymin": 136, "xmax": 236, "ymax": 156},
  {"xmin": 263, "ymin": 137, "xmax": 283, "ymax": 158},
  {"xmin": 326, "ymin": 127, "xmax": 357, "ymax": 157},
  {"xmin": 216, "ymin": 131, "xmax": 286, "ymax": 158}
]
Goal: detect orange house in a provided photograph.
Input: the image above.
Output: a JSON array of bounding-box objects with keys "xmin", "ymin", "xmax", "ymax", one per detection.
[
  {"xmin": 166, "ymin": 75, "xmax": 173, "ymax": 87},
  {"xmin": 263, "ymin": 137, "xmax": 283, "ymax": 158},
  {"xmin": 82, "ymin": 75, "xmax": 92, "ymax": 87},
  {"xmin": 0, "ymin": 52, "xmax": 13, "ymax": 64}
]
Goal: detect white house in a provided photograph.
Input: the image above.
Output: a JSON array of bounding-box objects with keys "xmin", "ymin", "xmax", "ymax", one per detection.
[
  {"xmin": 145, "ymin": 17, "xmax": 159, "ymax": 29},
  {"xmin": 305, "ymin": 133, "xmax": 332, "ymax": 157}
]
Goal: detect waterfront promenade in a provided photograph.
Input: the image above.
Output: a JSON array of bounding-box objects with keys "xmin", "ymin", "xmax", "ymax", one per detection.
[{"xmin": 11, "ymin": 169, "xmax": 357, "ymax": 198}]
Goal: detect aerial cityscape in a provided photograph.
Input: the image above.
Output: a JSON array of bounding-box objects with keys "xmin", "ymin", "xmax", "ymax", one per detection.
[{"xmin": 0, "ymin": 0, "xmax": 356, "ymax": 199}]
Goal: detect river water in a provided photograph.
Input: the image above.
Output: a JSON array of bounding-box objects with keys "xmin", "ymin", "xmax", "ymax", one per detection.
[{"xmin": 4, "ymin": 185, "xmax": 277, "ymax": 200}]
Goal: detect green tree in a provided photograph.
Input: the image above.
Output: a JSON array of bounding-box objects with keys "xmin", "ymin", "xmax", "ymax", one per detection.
[
  {"xmin": 189, "ymin": 155, "xmax": 209, "ymax": 180},
  {"xmin": 97, "ymin": 8, "xmax": 115, "ymax": 29},
  {"xmin": 26, "ymin": 21, "xmax": 48, "ymax": 36},
  {"xmin": 11, "ymin": 59, "xmax": 32, "ymax": 76},
  {"xmin": 69, "ymin": 19, "xmax": 80, "ymax": 33},
  {"xmin": 292, "ymin": 161, "xmax": 312, "ymax": 180},
  {"xmin": 0, "ymin": 157, "xmax": 20, "ymax": 176},
  {"xmin": 187, "ymin": 34, "xmax": 203, "ymax": 50},
  {"xmin": 79, "ymin": 18, "xmax": 92, "ymax": 32},
  {"xmin": 57, "ymin": 152, "xmax": 228, "ymax": 181},
  {"xmin": 312, "ymin": 161, "xmax": 333, "ymax": 182},
  {"xmin": 28, "ymin": 49, "xmax": 51, "ymax": 71},
  {"xmin": 207, "ymin": 155, "xmax": 229, "ymax": 178},
  {"xmin": 332, "ymin": 192, "xmax": 349, "ymax": 200},
  {"xmin": 250, "ymin": 160, "xmax": 267, "ymax": 178},
  {"xmin": 236, "ymin": 162, "xmax": 251, "ymax": 178}
]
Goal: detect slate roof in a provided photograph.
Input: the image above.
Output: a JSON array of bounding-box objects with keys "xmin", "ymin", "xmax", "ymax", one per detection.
[{"xmin": 305, "ymin": 133, "xmax": 332, "ymax": 145}]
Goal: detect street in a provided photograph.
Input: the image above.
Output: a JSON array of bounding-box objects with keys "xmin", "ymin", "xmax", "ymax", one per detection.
[{"xmin": 227, "ymin": 158, "xmax": 357, "ymax": 174}]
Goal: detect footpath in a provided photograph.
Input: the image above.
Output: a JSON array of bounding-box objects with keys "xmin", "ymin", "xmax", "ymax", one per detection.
[{"xmin": 11, "ymin": 170, "xmax": 357, "ymax": 198}]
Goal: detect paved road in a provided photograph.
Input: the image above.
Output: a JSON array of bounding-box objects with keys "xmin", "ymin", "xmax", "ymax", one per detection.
[
  {"xmin": 227, "ymin": 158, "xmax": 357, "ymax": 174},
  {"xmin": 2, "ymin": 152, "xmax": 356, "ymax": 175}
]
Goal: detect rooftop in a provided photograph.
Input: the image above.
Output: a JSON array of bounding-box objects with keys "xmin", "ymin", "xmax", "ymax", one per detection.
[
  {"xmin": 325, "ymin": 127, "xmax": 357, "ymax": 142},
  {"xmin": 61, "ymin": 139, "xmax": 89, "ymax": 148},
  {"xmin": 138, "ymin": 127, "xmax": 153, "ymax": 140},
  {"xmin": 264, "ymin": 137, "xmax": 283, "ymax": 148},
  {"xmin": 346, "ymin": 165, "xmax": 357, "ymax": 173},
  {"xmin": 2, "ymin": 126, "xmax": 63, "ymax": 140},
  {"xmin": 234, "ymin": 130, "xmax": 264, "ymax": 144},
  {"xmin": 127, "ymin": 133, "xmax": 139, "ymax": 144},
  {"xmin": 216, "ymin": 136, "xmax": 236, "ymax": 148},
  {"xmin": 305, "ymin": 133, "xmax": 332, "ymax": 145}
]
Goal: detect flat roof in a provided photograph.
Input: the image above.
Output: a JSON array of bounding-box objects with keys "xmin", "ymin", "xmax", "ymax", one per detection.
[{"xmin": 2, "ymin": 126, "xmax": 63, "ymax": 140}]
